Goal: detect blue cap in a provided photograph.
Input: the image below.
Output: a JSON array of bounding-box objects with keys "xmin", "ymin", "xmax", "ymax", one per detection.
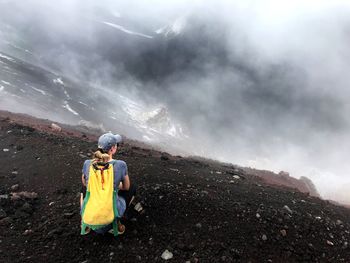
[{"xmin": 98, "ymin": 132, "xmax": 122, "ymax": 152}]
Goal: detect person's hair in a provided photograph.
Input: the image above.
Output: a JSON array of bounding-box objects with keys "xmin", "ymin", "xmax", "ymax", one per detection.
[{"xmin": 92, "ymin": 148, "xmax": 110, "ymax": 163}]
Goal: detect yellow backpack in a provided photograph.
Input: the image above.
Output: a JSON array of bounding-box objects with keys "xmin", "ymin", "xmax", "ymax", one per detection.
[{"xmin": 81, "ymin": 161, "xmax": 119, "ymax": 236}]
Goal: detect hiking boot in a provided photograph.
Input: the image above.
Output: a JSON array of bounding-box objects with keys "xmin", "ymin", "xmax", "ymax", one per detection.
[
  {"xmin": 81, "ymin": 226, "xmax": 91, "ymax": 235},
  {"xmin": 108, "ymin": 221, "xmax": 125, "ymax": 235}
]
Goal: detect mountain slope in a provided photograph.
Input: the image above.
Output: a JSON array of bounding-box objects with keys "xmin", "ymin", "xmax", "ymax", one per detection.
[{"xmin": 0, "ymin": 111, "xmax": 349, "ymax": 262}]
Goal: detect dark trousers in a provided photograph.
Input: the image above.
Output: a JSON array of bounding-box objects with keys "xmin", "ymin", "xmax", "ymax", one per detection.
[{"xmin": 118, "ymin": 184, "xmax": 136, "ymax": 207}]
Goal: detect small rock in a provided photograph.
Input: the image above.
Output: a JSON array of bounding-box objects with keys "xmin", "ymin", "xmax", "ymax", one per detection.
[
  {"xmin": 50, "ymin": 123, "xmax": 62, "ymax": 132},
  {"xmin": 23, "ymin": 229, "xmax": 33, "ymax": 236},
  {"xmin": 326, "ymin": 240, "xmax": 334, "ymax": 246},
  {"xmin": 215, "ymin": 171, "xmax": 222, "ymax": 174},
  {"xmin": 49, "ymin": 202, "xmax": 55, "ymax": 206},
  {"xmin": 134, "ymin": 202, "xmax": 143, "ymax": 212},
  {"xmin": 11, "ymin": 191, "xmax": 38, "ymax": 200},
  {"xmin": 2, "ymin": 149, "xmax": 9, "ymax": 152},
  {"xmin": 233, "ymin": 175, "xmax": 240, "ymax": 179},
  {"xmin": 262, "ymin": 234, "xmax": 268, "ymax": 241},
  {"xmin": 229, "ymin": 180, "xmax": 235, "ymax": 184},
  {"xmin": 195, "ymin": 223, "xmax": 202, "ymax": 229},
  {"xmin": 11, "ymin": 171, "xmax": 18, "ymax": 175},
  {"xmin": 283, "ymin": 205, "xmax": 293, "ymax": 215},
  {"xmin": 109, "ymin": 252, "xmax": 114, "ymax": 257},
  {"xmin": 63, "ymin": 212, "xmax": 75, "ymax": 218},
  {"xmin": 280, "ymin": 229, "xmax": 287, "ymax": 237},
  {"xmin": 342, "ymin": 241, "xmax": 348, "ymax": 249},
  {"xmin": 0, "ymin": 195, "xmax": 9, "ymax": 199},
  {"xmin": 11, "ymin": 184, "xmax": 19, "ymax": 191},
  {"xmin": 256, "ymin": 213, "xmax": 261, "ymax": 219},
  {"xmin": 336, "ymin": 220, "xmax": 343, "ymax": 225},
  {"xmin": 161, "ymin": 249, "xmax": 173, "ymax": 260}
]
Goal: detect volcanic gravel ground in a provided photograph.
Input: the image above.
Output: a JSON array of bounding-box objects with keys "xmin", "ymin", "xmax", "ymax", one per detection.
[{"xmin": 0, "ymin": 113, "xmax": 349, "ymax": 262}]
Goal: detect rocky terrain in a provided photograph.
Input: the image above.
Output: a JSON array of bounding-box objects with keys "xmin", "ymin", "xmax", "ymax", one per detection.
[{"xmin": 0, "ymin": 111, "xmax": 350, "ymax": 263}]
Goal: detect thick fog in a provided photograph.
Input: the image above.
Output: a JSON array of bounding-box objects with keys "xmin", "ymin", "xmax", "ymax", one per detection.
[{"xmin": 1, "ymin": 0, "xmax": 350, "ymax": 204}]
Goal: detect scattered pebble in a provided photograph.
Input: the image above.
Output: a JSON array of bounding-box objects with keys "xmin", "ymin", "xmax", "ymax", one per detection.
[
  {"xmin": 63, "ymin": 212, "xmax": 75, "ymax": 218},
  {"xmin": 283, "ymin": 205, "xmax": 293, "ymax": 215},
  {"xmin": 256, "ymin": 213, "xmax": 261, "ymax": 219},
  {"xmin": 280, "ymin": 229, "xmax": 287, "ymax": 237},
  {"xmin": 0, "ymin": 194, "xmax": 9, "ymax": 199},
  {"xmin": 262, "ymin": 234, "xmax": 268, "ymax": 241},
  {"xmin": 327, "ymin": 240, "xmax": 334, "ymax": 246},
  {"xmin": 232, "ymin": 175, "xmax": 240, "ymax": 179},
  {"xmin": 3, "ymin": 148, "xmax": 9, "ymax": 152},
  {"xmin": 195, "ymin": 223, "xmax": 202, "ymax": 229},
  {"xmin": 336, "ymin": 220, "xmax": 343, "ymax": 225},
  {"xmin": 11, "ymin": 191, "xmax": 38, "ymax": 200},
  {"xmin": 23, "ymin": 229, "xmax": 33, "ymax": 236},
  {"xmin": 11, "ymin": 184, "xmax": 19, "ymax": 191},
  {"xmin": 161, "ymin": 249, "xmax": 173, "ymax": 260}
]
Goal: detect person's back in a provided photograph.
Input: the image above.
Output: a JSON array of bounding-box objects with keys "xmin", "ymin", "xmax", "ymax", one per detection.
[{"xmin": 80, "ymin": 132, "xmax": 135, "ymax": 236}]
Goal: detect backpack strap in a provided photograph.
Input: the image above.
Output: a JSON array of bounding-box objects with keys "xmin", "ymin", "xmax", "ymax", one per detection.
[{"xmin": 92, "ymin": 162, "xmax": 110, "ymax": 190}]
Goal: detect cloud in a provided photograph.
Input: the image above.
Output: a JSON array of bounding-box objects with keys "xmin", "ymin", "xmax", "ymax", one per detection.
[{"xmin": 1, "ymin": 0, "xmax": 350, "ymax": 203}]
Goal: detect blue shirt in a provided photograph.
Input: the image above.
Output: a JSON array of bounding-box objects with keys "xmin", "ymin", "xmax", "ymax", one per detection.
[{"xmin": 82, "ymin": 159, "xmax": 128, "ymax": 217}]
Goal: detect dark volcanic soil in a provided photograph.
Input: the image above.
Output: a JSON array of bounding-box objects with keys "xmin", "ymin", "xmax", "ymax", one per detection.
[{"xmin": 0, "ymin": 112, "xmax": 350, "ymax": 263}]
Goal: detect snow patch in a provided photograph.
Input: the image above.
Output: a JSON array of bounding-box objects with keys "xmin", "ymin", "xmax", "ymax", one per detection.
[
  {"xmin": 62, "ymin": 101, "xmax": 79, "ymax": 116},
  {"xmin": 1, "ymin": 80, "xmax": 11, "ymax": 86},
  {"xmin": 53, "ymin": 78, "xmax": 65, "ymax": 86},
  {"xmin": 0, "ymin": 85, "xmax": 4, "ymax": 92},
  {"xmin": 115, "ymin": 94, "xmax": 187, "ymax": 140},
  {"xmin": 156, "ymin": 17, "xmax": 186, "ymax": 37},
  {"xmin": 0, "ymin": 53, "xmax": 15, "ymax": 62},
  {"xmin": 63, "ymin": 89, "xmax": 71, "ymax": 99},
  {"xmin": 102, "ymin": 21, "xmax": 153, "ymax": 39},
  {"xmin": 29, "ymin": 86, "xmax": 46, "ymax": 95},
  {"xmin": 78, "ymin": 101, "xmax": 89, "ymax": 107}
]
